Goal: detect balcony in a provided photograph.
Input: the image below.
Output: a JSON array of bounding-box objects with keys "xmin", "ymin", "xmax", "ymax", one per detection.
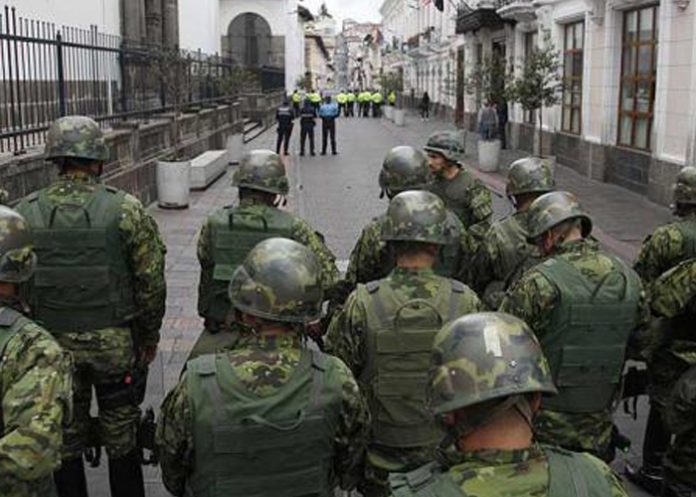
[
  {"xmin": 456, "ymin": 2, "xmax": 508, "ymax": 34},
  {"xmin": 496, "ymin": 0, "xmax": 536, "ymax": 22}
]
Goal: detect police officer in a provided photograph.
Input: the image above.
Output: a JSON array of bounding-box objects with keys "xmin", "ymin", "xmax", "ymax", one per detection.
[
  {"xmin": 389, "ymin": 312, "xmax": 629, "ymax": 497},
  {"xmin": 0, "ymin": 206, "xmax": 73, "ymax": 497},
  {"xmin": 347, "ymin": 89, "xmax": 356, "ymax": 117},
  {"xmin": 424, "ymin": 131, "xmax": 493, "ymax": 235},
  {"xmin": 309, "ymin": 90, "xmax": 322, "ymax": 111},
  {"xmin": 275, "ymin": 97, "xmax": 295, "ymax": 156},
  {"xmin": 336, "ymin": 90, "xmax": 348, "ymax": 116},
  {"xmin": 500, "ymin": 191, "xmax": 648, "ymax": 462},
  {"xmin": 291, "ymin": 88, "xmax": 302, "ymax": 117},
  {"xmin": 157, "ymin": 238, "xmax": 370, "ymax": 497},
  {"xmin": 190, "ymin": 150, "xmax": 338, "ymax": 360},
  {"xmin": 372, "ymin": 90, "xmax": 384, "ymax": 118},
  {"xmin": 16, "ymin": 115, "xmax": 166, "ymax": 497},
  {"xmin": 299, "ymin": 98, "xmax": 318, "ymax": 156},
  {"xmin": 473, "ymin": 157, "xmax": 555, "ymax": 308},
  {"xmin": 327, "ymin": 191, "xmax": 483, "ymax": 497},
  {"xmin": 388, "ymin": 90, "xmax": 396, "ymax": 107},
  {"xmin": 319, "ymin": 95, "xmax": 339, "ymax": 156},
  {"xmin": 344, "ymin": 146, "xmax": 477, "ymax": 292},
  {"xmin": 360, "ymin": 90, "xmax": 371, "ymax": 117}
]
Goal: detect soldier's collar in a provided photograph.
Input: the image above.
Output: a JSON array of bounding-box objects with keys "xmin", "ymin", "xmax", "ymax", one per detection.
[
  {"xmin": 250, "ymin": 332, "xmax": 301, "ymax": 350},
  {"xmin": 60, "ymin": 170, "xmax": 98, "ymax": 183},
  {"xmin": 447, "ymin": 443, "xmax": 543, "ymax": 467},
  {"xmin": 392, "ymin": 266, "xmax": 435, "ymax": 276}
]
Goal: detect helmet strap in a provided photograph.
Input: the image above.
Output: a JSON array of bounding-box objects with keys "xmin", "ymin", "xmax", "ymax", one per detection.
[{"xmin": 274, "ymin": 195, "xmax": 288, "ymax": 207}]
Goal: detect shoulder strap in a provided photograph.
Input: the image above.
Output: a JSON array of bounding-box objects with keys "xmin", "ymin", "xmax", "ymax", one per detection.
[
  {"xmin": 447, "ymin": 279, "xmax": 466, "ymax": 322},
  {"xmin": 365, "ymin": 280, "xmax": 390, "ymax": 329},
  {"xmin": 545, "ymin": 446, "xmax": 612, "ymax": 497},
  {"xmin": 390, "ymin": 463, "xmax": 466, "ymax": 497},
  {"xmin": 0, "ymin": 306, "xmax": 24, "ymax": 327},
  {"xmin": 0, "ymin": 306, "xmax": 28, "ymax": 368}
]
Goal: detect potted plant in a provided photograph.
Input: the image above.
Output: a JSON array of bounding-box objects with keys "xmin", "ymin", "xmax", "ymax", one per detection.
[
  {"xmin": 506, "ymin": 33, "xmax": 563, "ymax": 158},
  {"xmin": 379, "ymin": 72, "xmax": 402, "ymax": 121},
  {"xmin": 466, "ymin": 55, "xmax": 508, "ymax": 172}
]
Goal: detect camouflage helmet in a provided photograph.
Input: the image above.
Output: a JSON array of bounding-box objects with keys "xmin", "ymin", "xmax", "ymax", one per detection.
[
  {"xmin": 427, "ymin": 312, "xmax": 557, "ymax": 416},
  {"xmin": 228, "ymin": 237, "xmax": 323, "ymax": 324},
  {"xmin": 0, "ymin": 206, "xmax": 37, "ymax": 283},
  {"xmin": 381, "ymin": 190, "xmax": 453, "ymax": 245},
  {"xmin": 673, "ymin": 166, "xmax": 696, "ymax": 206},
  {"xmin": 232, "ymin": 150, "xmax": 289, "ymax": 195},
  {"xmin": 423, "ymin": 130, "xmax": 465, "ymax": 164},
  {"xmin": 45, "ymin": 115, "xmax": 109, "ymax": 163},
  {"xmin": 506, "ymin": 156, "xmax": 556, "ymax": 197},
  {"xmin": 378, "ymin": 146, "xmax": 432, "ymax": 197},
  {"xmin": 526, "ymin": 191, "xmax": 592, "ymax": 240}
]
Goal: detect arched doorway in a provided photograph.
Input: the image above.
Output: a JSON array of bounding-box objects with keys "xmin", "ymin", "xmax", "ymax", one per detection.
[{"xmin": 226, "ymin": 13, "xmax": 272, "ymax": 68}]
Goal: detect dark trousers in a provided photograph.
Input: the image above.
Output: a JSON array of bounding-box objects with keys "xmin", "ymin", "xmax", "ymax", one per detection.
[
  {"xmin": 292, "ymin": 103, "xmax": 300, "ymax": 117},
  {"xmin": 373, "ymin": 103, "xmax": 381, "ymax": 118},
  {"xmin": 300, "ymin": 125, "xmax": 315, "ymax": 155},
  {"xmin": 644, "ymin": 405, "xmax": 671, "ymax": 468},
  {"xmin": 361, "ymin": 103, "xmax": 370, "ymax": 117},
  {"xmin": 499, "ymin": 122, "xmax": 508, "ymax": 149},
  {"xmin": 338, "ymin": 103, "xmax": 345, "ymax": 116},
  {"xmin": 276, "ymin": 125, "xmax": 293, "ymax": 155},
  {"xmin": 321, "ymin": 119, "xmax": 336, "ymax": 154},
  {"xmin": 347, "ymin": 103, "xmax": 354, "ymax": 117}
]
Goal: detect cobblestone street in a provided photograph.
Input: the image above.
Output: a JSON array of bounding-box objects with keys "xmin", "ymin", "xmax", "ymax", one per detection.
[{"xmin": 86, "ymin": 111, "xmax": 665, "ymax": 496}]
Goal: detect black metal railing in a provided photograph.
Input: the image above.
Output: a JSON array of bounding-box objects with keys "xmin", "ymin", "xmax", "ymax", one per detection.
[{"xmin": 0, "ymin": 5, "xmax": 284, "ymax": 155}]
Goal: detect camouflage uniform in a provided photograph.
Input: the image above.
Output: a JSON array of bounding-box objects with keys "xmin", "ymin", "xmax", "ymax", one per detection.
[
  {"xmin": 0, "ymin": 207, "xmax": 73, "ymax": 497},
  {"xmin": 328, "ymin": 191, "xmax": 483, "ymax": 496},
  {"xmin": 389, "ymin": 312, "xmax": 628, "ymax": 497},
  {"xmin": 157, "ymin": 238, "xmax": 369, "ymax": 497},
  {"xmin": 500, "ymin": 193, "xmax": 648, "ymax": 461},
  {"xmin": 15, "ymin": 116, "xmax": 166, "ymax": 496},
  {"xmin": 663, "ymin": 364, "xmax": 696, "ymax": 496}
]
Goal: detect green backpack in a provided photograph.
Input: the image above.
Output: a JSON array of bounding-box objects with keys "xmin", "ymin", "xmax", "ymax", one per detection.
[
  {"xmin": 18, "ymin": 185, "xmax": 135, "ymax": 332},
  {"xmin": 185, "ymin": 349, "xmax": 343, "ymax": 497},
  {"xmin": 358, "ymin": 278, "xmax": 467, "ymax": 449}
]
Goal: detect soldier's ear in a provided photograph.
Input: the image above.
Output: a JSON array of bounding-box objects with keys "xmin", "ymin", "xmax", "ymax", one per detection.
[{"xmin": 440, "ymin": 412, "xmax": 457, "ymax": 427}]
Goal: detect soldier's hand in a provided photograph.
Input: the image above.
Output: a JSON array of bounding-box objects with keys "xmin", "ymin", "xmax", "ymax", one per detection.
[{"xmin": 139, "ymin": 344, "xmax": 158, "ymax": 366}]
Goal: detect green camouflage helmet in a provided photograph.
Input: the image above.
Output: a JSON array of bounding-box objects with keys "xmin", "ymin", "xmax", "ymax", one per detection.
[
  {"xmin": 232, "ymin": 150, "xmax": 290, "ymax": 195},
  {"xmin": 0, "ymin": 206, "xmax": 37, "ymax": 283},
  {"xmin": 228, "ymin": 237, "xmax": 323, "ymax": 323},
  {"xmin": 428, "ymin": 312, "xmax": 557, "ymax": 415},
  {"xmin": 423, "ymin": 130, "xmax": 465, "ymax": 164},
  {"xmin": 378, "ymin": 146, "xmax": 432, "ymax": 197},
  {"xmin": 506, "ymin": 156, "xmax": 556, "ymax": 197},
  {"xmin": 673, "ymin": 166, "xmax": 696, "ymax": 205},
  {"xmin": 381, "ymin": 190, "xmax": 453, "ymax": 245},
  {"xmin": 526, "ymin": 191, "xmax": 592, "ymax": 240},
  {"xmin": 45, "ymin": 115, "xmax": 109, "ymax": 162}
]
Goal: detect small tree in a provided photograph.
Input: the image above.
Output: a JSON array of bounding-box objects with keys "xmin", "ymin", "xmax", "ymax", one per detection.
[
  {"xmin": 465, "ymin": 55, "xmax": 509, "ymax": 139},
  {"xmin": 506, "ymin": 34, "xmax": 563, "ymax": 155}
]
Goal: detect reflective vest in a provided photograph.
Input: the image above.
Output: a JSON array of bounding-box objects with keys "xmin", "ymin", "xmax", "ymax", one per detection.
[
  {"xmin": 388, "ymin": 92, "xmax": 396, "ymax": 105},
  {"xmin": 347, "ymin": 93, "xmax": 356, "ymax": 103},
  {"xmin": 357, "ymin": 278, "xmax": 466, "ymax": 448},
  {"xmin": 372, "ymin": 92, "xmax": 384, "ymax": 104},
  {"xmin": 309, "ymin": 93, "xmax": 322, "ymax": 104},
  {"xmin": 535, "ymin": 255, "xmax": 641, "ymax": 413},
  {"xmin": 292, "ymin": 92, "xmax": 302, "ymax": 103},
  {"xmin": 18, "ymin": 185, "xmax": 136, "ymax": 332},
  {"xmin": 198, "ymin": 205, "xmax": 295, "ymax": 328},
  {"xmin": 336, "ymin": 93, "xmax": 347, "ymax": 104},
  {"xmin": 185, "ymin": 349, "xmax": 343, "ymax": 497}
]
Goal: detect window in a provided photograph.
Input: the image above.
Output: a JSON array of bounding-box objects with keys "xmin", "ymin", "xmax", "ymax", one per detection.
[
  {"xmin": 562, "ymin": 22, "xmax": 584, "ymax": 134},
  {"xmin": 523, "ymin": 31, "xmax": 538, "ymax": 124},
  {"xmin": 618, "ymin": 5, "xmax": 658, "ymax": 150}
]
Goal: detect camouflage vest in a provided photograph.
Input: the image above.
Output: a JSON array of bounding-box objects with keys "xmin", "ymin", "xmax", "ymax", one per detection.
[
  {"xmin": 388, "ymin": 446, "xmax": 612, "ymax": 497},
  {"xmin": 19, "ymin": 185, "xmax": 135, "ymax": 332},
  {"xmin": 535, "ymin": 255, "xmax": 641, "ymax": 413},
  {"xmin": 185, "ymin": 349, "xmax": 343, "ymax": 497},
  {"xmin": 357, "ymin": 278, "xmax": 466, "ymax": 448},
  {"xmin": 674, "ymin": 220, "xmax": 696, "ymax": 261},
  {"xmin": 430, "ymin": 174, "xmax": 476, "ymax": 228},
  {"xmin": 488, "ymin": 213, "xmax": 534, "ymax": 281},
  {"xmin": 198, "ymin": 205, "xmax": 295, "ymax": 328}
]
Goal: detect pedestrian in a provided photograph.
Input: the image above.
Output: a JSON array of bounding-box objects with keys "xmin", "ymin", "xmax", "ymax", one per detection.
[
  {"xmin": 275, "ymin": 97, "xmax": 294, "ymax": 156},
  {"xmin": 478, "ymin": 98, "xmax": 499, "ymax": 141},
  {"xmin": 299, "ymin": 98, "xmax": 317, "ymax": 156},
  {"xmin": 497, "ymin": 98, "xmax": 509, "ymax": 149},
  {"xmin": 327, "ymin": 190, "xmax": 483, "ymax": 497},
  {"xmin": 188, "ymin": 150, "xmax": 338, "ymax": 361},
  {"xmin": 371, "ymin": 90, "xmax": 383, "ymax": 118},
  {"xmin": 473, "ymin": 156, "xmax": 555, "ymax": 308},
  {"xmin": 347, "ymin": 89, "xmax": 356, "ymax": 117},
  {"xmin": 291, "ymin": 89, "xmax": 302, "ymax": 117},
  {"xmin": 157, "ymin": 238, "xmax": 370, "ymax": 497},
  {"xmin": 319, "ymin": 95, "xmax": 339, "ymax": 156},
  {"xmin": 16, "ymin": 115, "xmax": 166, "ymax": 497},
  {"xmin": 419, "ymin": 91, "xmax": 430, "ymax": 120},
  {"xmin": 389, "ymin": 312, "xmax": 629, "ymax": 497},
  {"xmin": 500, "ymin": 191, "xmax": 649, "ymax": 463},
  {"xmin": 0, "ymin": 206, "xmax": 73, "ymax": 497}
]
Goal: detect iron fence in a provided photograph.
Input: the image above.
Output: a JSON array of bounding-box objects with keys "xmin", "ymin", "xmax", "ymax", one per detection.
[{"xmin": 0, "ymin": 5, "xmax": 285, "ymax": 155}]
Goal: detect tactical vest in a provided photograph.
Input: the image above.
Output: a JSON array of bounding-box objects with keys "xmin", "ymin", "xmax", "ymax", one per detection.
[
  {"xmin": 389, "ymin": 446, "xmax": 612, "ymax": 497},
  {"xmin": 198, "ymin": 206, "xmax": 295, "ymax": 327},
  {"xmin": 489, "ymin": 213, "xmax": 533, "ymax": 281},
  {"xmin": 19, "ymin": 185, "xmax": 136, "ymax": 332},
  {"xmin": 358, "ymin": 278, "xmax": 466, "ymax": 448},
  {"xmin": 430, "ymin": 174, "xmax": 476, "ymax": 229},
  {"xmin": 535, "ymin": 255, "xmax": 641, "ymax": 413},
  {"xmin": 674, "ymin": 220, "xmax": 696, "ymax": 261},
  {"xmin": 185, "ymin": 349, "xmax": 342, "ymax": 497}
]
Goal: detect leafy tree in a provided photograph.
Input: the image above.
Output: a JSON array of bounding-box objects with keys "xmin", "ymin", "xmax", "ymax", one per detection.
[{"xmin": 465, "ymin": 55, "xmax": 509, "ymax": 140}]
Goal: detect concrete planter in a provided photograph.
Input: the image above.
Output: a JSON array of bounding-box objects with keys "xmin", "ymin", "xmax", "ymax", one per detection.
[
  {"xmin": 394, "ymin": 109, "xmax": 405, "ymax": 127},
  {"xmin": 477, "ymin": 139, "xmax": 501, "ymax": 172},
  {"xmin": 157, "ymin": 159, "xmax": 190, "ymax": 209},
  {"xmin": 384, "ymin": 106, "xmax": 394, "ymax": 120}
]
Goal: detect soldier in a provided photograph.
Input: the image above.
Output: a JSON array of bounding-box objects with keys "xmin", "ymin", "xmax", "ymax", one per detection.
[
  {"xmin": 389, "ymin": 312, "xmax": 629, "ymax": 497},
  {"xmin": 327, "ymin": 190, "xmax": 483, "ymax": 497},
  {"xmin": 16, "ymin": 115, "xmax": 166, "ymax": 497},
  {"xmin": 663, "ymin": 364, "xmax": 696, "ymax": 497},
  {"xmin": 0, "ymin": 206, "xmax": 73, "ymax": 497},
  {"xmin": 424, "ymin": 130, "xmax": 493, "ymax": 235},
  {"xmin": 157, "ymin": 238, "xmax": 370, "ymax": 497},
  {"xmin": 473, "ymin": 156, "xmax": 555, "ymax": 308},
  {"xmin": 500, "ymin": 191, "xmax": 648, "ymax": 462},
  {"xmin": 344, "ymin": 146, "xmax": 476, "ymax": 292},
  {"xmin": 190, "ymin": 149, "xmax": 338, "ymax": 360}
]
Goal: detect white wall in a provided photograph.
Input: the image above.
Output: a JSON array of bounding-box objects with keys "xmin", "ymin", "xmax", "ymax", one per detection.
[
  {"xmin": 15, "ymin": 0, "xmax": 120, "ymax": 34},
  {"xmin": 179, "ymin": 0, "xmax": 220, "ymax": 52}
]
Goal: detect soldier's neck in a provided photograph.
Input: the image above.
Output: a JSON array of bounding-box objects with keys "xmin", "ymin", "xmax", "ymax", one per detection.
[
  {"xmin": 456, "ymin": 420, "xmax": 534, "ymax": 452},
  {"xmin": 443, "ymin": 166, "xmax": 459, "ymax": 181},
  {"xmin": 396, "ymin": 255, "xmax": 435, "ymax": 269}
]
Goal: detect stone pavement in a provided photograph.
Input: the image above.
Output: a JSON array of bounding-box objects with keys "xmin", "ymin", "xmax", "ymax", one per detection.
[{"xmin": 87, "ymin": 110, "xmax": 662, "ymax": 495}]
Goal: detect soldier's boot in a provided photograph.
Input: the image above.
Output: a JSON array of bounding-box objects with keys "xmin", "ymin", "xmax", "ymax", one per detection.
[
  {"xmin": 108, "ymin": 449, "xmax": 145, "ymax": 497},
  {"xmin": 625, "ymin": 405, "xmax": 669, "ymax": 496},
  {"xmin": 625, "ymin": 462, "xmax": 663, "ymax": 496},
  {"xmin": 54, "ymin": 457, "xmax": 89, "ymax": 497}
]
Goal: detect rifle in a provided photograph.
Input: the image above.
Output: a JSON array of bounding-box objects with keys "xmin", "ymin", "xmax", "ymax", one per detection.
[
  {"xmin": 138, "ymin": 407, "xmax": 158, "ymax": 466},
  {"xmin": 622, "ymin": 366, "xmax": 649, "ymax": 420},
  {"xmin": 83, "ymin": 416, "xmax": 102, "ymax": 468}
]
